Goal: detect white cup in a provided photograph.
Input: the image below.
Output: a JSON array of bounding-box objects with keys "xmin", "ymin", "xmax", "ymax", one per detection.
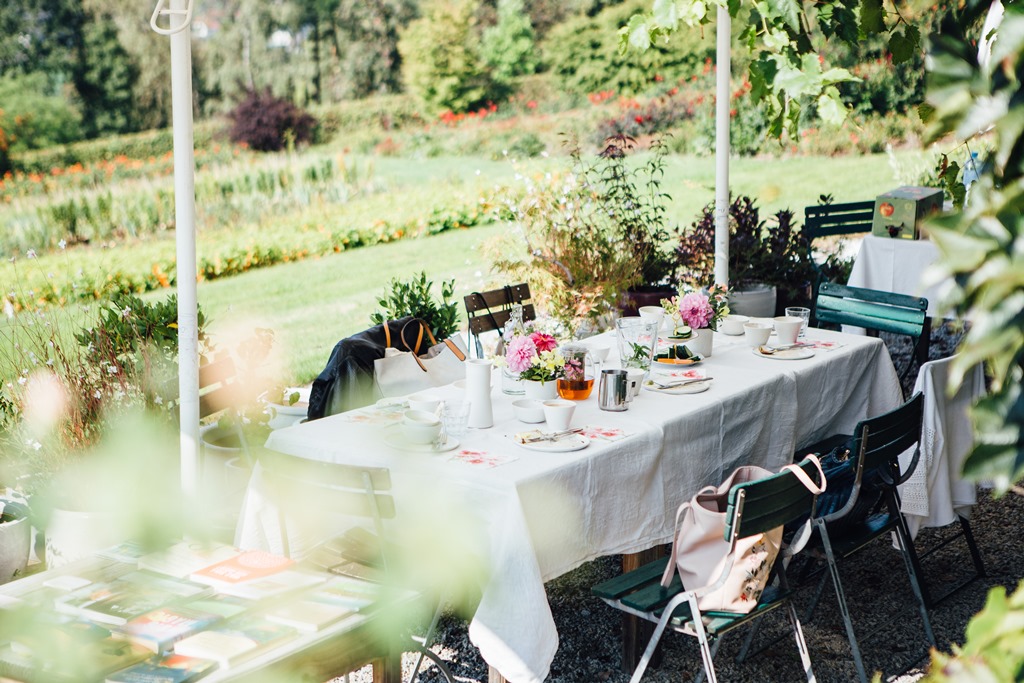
[
  {"xmin": 401, "ymin": 410, "xmax": 442, "ymax": 444},
  {"xmin": 773, "ymin": 316, "xmax": 803, "ymax": 346},
  {"xmin": 638, "ymin": 306, "xmax": 665, "ymax": 331},
  {"xmin": 720, "ymin": 314, "xmax": 749, "ymax": 336},
  {"xmin": 744, "ymin": 322, "xmax": 773, "ymax": 348},
  {"xmin": 589, "ymin": 343, "xmax": 611, "ymax": 363},
  {"xmin": 542, "ymin": 399, "xmax": 576, "ymax": 432},
  {"xmin": 626, "ymin": 368, "xmax": 645, "ymax": 400},
  {"xmin": 407, "ymin": 393, "xmax": 440, "ymax": 414}
]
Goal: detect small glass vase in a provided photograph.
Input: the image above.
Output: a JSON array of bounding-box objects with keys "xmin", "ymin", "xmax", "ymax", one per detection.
[
  {"xmin": 523, "ymin": 380, "xmax": 558, "ymax": 401},
  {"xmin": 501, "ymin": 367, "xmax": 525, "ymax": 395},
  {"xmin": 615, "ymin": 316, "xmax": 659, "ymax": 374}
]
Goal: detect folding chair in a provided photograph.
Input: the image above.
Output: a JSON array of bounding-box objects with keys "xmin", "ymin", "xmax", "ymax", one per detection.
[
  {"xmin": 798, "ymin": 393, "xmax": 935, "ymax": 683},
  {"xmin": 592, "ymin": 457, "xmax": 824, "ymax": 683},
  {"xmin": 900, "ymin": 356, "xmax": 986, "ymax": 603},
  {"xmin": 814, "ymin": 281, "xmax": 930, "ymax": 384},
  {"xmin": 463, "ymin": 283, "xmax": 534, "ymax": 358},
  {"xmin": 258, "ymin": 451, "xmax": 455, "ymax": 683},
  {"xmin": 804, "ymin": 200, "xmax": 873, "ymax": 289},
  {"xmin": 198, "ymin": 356, "xmax": 253, "ymax": 465}
]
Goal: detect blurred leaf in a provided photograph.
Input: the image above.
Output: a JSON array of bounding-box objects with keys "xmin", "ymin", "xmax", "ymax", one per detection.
[
  {"xmin": 767, "ymin": 0, "xmax": 800, "ymax": 31},
  {"xmin": 890, "ymin": 26, "xmax": 919, "ymax": 65},
  {"xmin": 651, "ymin": 0, "xmax": 679, "ymax": 28},
  {"xmin": 817, "ymin": 86, "xmax": 847, "ymax": 126},
  {"xmin": 859, "ymin": 0, "xmax": 885, "ymax": 34}
]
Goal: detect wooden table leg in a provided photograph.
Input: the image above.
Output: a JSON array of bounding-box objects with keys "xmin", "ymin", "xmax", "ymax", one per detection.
[
  {"xmin": 621, "ymin": 547, "xmax": 665, "ymax": 674},
  {"xmin": 489, "ymin": 665, "xmax": 509, "ymax": 683},
  {"xmin": 372, "ymin": 651, "xmax": 402, "ymax": 683}
]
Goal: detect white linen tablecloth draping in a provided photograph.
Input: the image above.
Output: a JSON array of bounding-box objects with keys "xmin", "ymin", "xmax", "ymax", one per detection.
[
  {"xmin": 899, "ymin": 355, "xmax": 985, "ymax": 538},
  {"xmin": 238, "ymin": 327, "xmax": 902, "ymax": 683},
  {"xmin": 847, "ymin": 235, "xmax": 948, "ymax": 316}
]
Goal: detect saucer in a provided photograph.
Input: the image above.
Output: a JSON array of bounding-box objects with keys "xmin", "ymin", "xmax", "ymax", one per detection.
[
  {"xmin": 515, "ymin": 434, "xmax": 590, "ymax": 453},
  {"xmin": 384, "ymin": 428, "xmax": 459, "ymax": 453},
  {"xmin": 752, "ymin": 347, "xmax": 815, "ymax": 360}
]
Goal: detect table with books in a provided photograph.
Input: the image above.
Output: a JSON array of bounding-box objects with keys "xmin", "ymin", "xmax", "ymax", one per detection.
[
  {"xmin": 0, "ymin": 542, "xmax": 402, "ymax": 683},
  {"xmin": 244, "ymin": 326, "xmax": 904, "ymax": 683}
]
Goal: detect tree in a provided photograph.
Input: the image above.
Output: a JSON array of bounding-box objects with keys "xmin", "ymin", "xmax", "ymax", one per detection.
[
  {"xmin": 0, "ymin": 0, "xmax": 84, "ymax": 80},
  {"xmin": 480, "ymin": 0, "xmax": 538, "ymax": 84},
  {"xmin": 74, "ymin": 13, "xmax": 138, "ymax": 137},
  {"xmin": 0, "ymin": 73, "xmax": 82, "ymax": 152},
  {"xmin": 399, "ymin": 0, "xmax": 496, "ymax": 113},
  {"xmin": 335, "ymin": 0, "xmax": 419, "ymax": 98}
]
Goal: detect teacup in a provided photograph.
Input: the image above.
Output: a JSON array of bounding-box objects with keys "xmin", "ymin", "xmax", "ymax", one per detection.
[
  {"xmin": 588, "ymin": 343, "xmax": 611, "ymax": 363},
  {"xmin": 542, "ymin": 399, "xmax": 576, "ymax": 432},
  {"xmin": 773, "ymin": 316, "xmax": 803, "ymax": 346},
  {"xmin": 512, "ymin": 399, "xmax": 545, "ymax": 424},
  {"xmin": 401, "ymin": 410, "xmax": 442, "ymax": 444},
  {"xmin": 638, "ymin": 306, "xmax": 666, "ymax": 330},
  {"xmin": 407, "ymin": 393, "xmax": 440, "ymax": 414},
  {"xmin": 744, "ymin": 322, "xmax": 773, "ymax": 348},
  {"xmin": 625, "ymin": 368, "xmax": 646, "ymax": 400},
  {"xmin": 720, "ymin": 314, "xmax": 749, "ymax": 336}
]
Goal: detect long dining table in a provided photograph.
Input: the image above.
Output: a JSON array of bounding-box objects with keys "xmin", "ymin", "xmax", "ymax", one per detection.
[{"xmin": 239, "ymin": 325, "xmax": 903, "ymax": 683}]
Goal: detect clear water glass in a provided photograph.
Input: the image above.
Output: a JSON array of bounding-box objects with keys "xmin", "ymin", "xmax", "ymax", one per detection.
[
  {"xmin": 785, "ymin": 307, "xmax": 811, "ymax": 336},
  {"xmin": 442, "ymin": 399, "xmax": 471, "ymax": 438}
]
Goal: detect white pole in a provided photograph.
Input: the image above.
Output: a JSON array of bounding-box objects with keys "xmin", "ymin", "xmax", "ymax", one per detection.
[
  {"xmin": 714, "ymin": 5, "xmax": 730, "ymax": 288},
  {"xmin": 153, "ymin": 0, "xmax": 199, "ymax": 498}
]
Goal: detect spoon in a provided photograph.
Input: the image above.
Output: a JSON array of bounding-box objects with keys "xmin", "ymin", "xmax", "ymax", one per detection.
[{"xmin": 652, "ymin": 376, "xmax": 713, "ymax": 388}]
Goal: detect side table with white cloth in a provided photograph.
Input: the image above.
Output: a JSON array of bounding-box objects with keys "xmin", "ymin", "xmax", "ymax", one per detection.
[
  {"xmin": 239, "ymin": 327, "xmax": 903, "ymax": 683},
  {"xmin": 847, "ymin": 235, "xmax": 949, "ymax": 317}
]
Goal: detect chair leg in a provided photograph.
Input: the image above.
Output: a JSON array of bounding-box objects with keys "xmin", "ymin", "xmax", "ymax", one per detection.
[
  {"xmin": 786, "ymin": 600, "xmax": 816, "ymax": 683},
  {"xmin": 893, "ymin": 517, "xmax": 936, "ymax": 647},
  {"xmin": 411, "ymin": 643, "xmax": 456, "ymax": 683},
  {"xmin": 802, "ymin": 569, "xmax": 830, "ymax": 624},
  {"xmin": 817, "ymin": 525, "xmax": 869, "ymax": 683},
  {"xmin": 627, "ymin": 608, "xmax": 675, "ymax": 683},
  {"xmin": 688, "ymin": 594, "xmax": 719, "ymax": 683},
  {"xmin": 960, "ymin": 515, "xmax": 986, "ymax": 578},
  {"xmin": 693, "ymin": 637, "xmax": 723, "ymax": 683},
  {"xmin": 409, "ymin": 601, "xmax": 445, "ymax": 682}
]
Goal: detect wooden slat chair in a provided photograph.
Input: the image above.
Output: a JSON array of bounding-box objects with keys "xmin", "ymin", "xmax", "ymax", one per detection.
[
  {"xmin": 804, "ymin": 200, "xmax": 873, "ymax": 287},
  {"xmin": 797, "ymin": 393, "xmax": 935, "ymax": 683},
  {"xmin": 592, "ymin": 457, "xmax": 824, "ymax": 683},
  {"xmin": 258, "ymin": 451, "xmax": 455, "ymax": 683},
  {"xmin": 463, "ymin": 283, "xmax": 535, "ymax": 358},
  {"xmin": 198, "ymin": 356, "xmax": 252, "ymax": 465},
  {"xmin": 814, "ymin": 281, "xmax": 930, "ymax": 384}
]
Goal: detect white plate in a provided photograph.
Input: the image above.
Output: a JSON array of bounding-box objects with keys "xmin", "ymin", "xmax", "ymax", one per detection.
[
  {"xmin": 643, "ymin": 379, "xmax": 712, "ymax": 394},
  {"xmin": 452, "ymin": 379, "xmax": 466, "ymax": 389},
  {"xmin": 516, "ymin": 434, "xmax": 590, "ymax": 453},
  {"xmin": 384, "ymin": 429, "xmax": 459, "ymax": 453},
  {"xmin": 375, "ymin": 397, "xmax": 409, "ymax": 409},
  {"xmin": 652, "ymin": 355, "xmax": 704, "ymax": 370},
  {"xmin": 751, "ymin": 347, "xmax": 815, "ymax": 360}
]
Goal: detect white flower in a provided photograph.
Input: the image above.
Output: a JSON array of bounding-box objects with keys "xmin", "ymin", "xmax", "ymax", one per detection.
[
  {"xmin": 2, "ymin": 299, "xmax": 12, "ymax": 319},
  {"xmin": 106, "ymin": 365, "xmax": 117, "ymax": 375},
  {"xmin": 32, "ymin": 441, "xmax": 41, "ymax": 451},
  {"xmin": 58, "ymin": 239, "xmax": 66, "ymax": 250},
  {"xmin": 94, "ymin": 390, "xmax": 102, "ymax": 399},
  {"xmin": 153, "ymin": 395, "xmax": 163, "ymax": 405},
  {"xmin": 17, "ymin": 377, "xmax": 26, "ymax": 386},
  {"xmin": 121, "ymin": 307, "xmax": 131, "ymax": 318},
  {"xmin": 26, "ymin": 250, "xmax": 35, "ymax": 259}
]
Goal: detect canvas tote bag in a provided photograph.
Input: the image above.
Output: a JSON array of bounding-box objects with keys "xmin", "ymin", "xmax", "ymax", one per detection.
[
  {"xmin": 660, "ymin": 458, "xmax": 825, "ymax": 614},
  {"xmin": 373, "ymin": 318, "xmax": 467, "ymax": 397}
]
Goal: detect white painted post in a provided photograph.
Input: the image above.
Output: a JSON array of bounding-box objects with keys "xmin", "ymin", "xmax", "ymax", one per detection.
[{"xmin": 714, "ymin": 5, "xmax": 731, "ymax": 288}]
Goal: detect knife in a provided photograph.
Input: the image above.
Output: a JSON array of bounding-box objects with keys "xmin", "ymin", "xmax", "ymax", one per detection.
[{"xmin": 522, "ymin": 428, "xmax": 584, "ymax": 443}]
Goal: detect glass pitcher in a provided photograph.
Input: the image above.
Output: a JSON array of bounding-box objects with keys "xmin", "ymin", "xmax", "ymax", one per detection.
[
  {"xmin": 615, "ymin": 317, "xmax": 659, "ymax": 374},
  {"xmin": 557, "ymin": 343, "xmax": 595, "ymax": 400}
]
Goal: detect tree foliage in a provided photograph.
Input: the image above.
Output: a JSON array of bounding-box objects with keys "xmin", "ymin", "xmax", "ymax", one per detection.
[
  {"xmin": 74, "ymin": 13, "xmax": 138, "ymax": 137},
  {"xmin": 481, "ymin": 0, "xmax": 538, "ymax": 84}
]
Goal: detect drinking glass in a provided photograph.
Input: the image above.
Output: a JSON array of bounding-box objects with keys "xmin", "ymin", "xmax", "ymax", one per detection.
[
  {"xmin": 441, "ymin": 400, "xmax": 471, "ymax": 438},
  {"xmin": 615, "ymin": 317, "xmax": 659, "ymax": 374},
  {"xmin": 785, "ymin": 307, "xmax": 811, "ymax": 336}
]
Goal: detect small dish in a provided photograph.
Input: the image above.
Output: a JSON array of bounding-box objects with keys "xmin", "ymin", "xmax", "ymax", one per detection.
[
  {"xmin": 401, "ymin": 410, "xmax": 442, "ymax": 444},
  {"xmin": 719, "ymin": 314, "xmax": 749, "ymax": 336},
  {"xmin": 375, "ymin": 397, "xmax": 409, "ymax": 409},
  {"xmin": 752, "ymin": 347, "xmax": 815, "ymax": 360},
  {"xmin": 407, "ymin": 393, "xmax": 440, "ymax": 413},
  {"xmin": 515, "ymin": 434, "xmax": 590, "ymax": 452},
  {"xmin": 512, "ymin": 399, "xmax": 546, "ymax": 423},
  {"xmin": 652, "ymin": 355, "xmax": 703, "ymax": 370}
]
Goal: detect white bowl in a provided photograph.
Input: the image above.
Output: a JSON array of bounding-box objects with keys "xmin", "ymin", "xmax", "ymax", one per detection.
[
  {"xmin": 743, "ymin": 322, "xmax": 773, "ymax": 348},
  {"xmin": 720, "ymin": 314, "xmax": 749, "ymax": 336},
  {"xmin": 512, "ymin": 399, "xmax": 546, "ymax": 424},
  {"xmin": 638, "ymin": 306, "xmax": 666, "ymax": 328},
  {"xmin": 401, "ymin": 410, "xmax": 442, "ymax": 444},
  {"xmin": 588, "ymin": 343, "xmax": 611, "ymax": 363},
  {"xmin": 407, "ymin": 393, "xmax": 440, "ymax": 414}
]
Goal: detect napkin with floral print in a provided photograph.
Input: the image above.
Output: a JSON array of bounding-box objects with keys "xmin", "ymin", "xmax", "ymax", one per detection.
[
  {"xmin": 805, "ymin": 340, "xmax": 845, "ymax": 352},
  {"xmin": 340, "ymin": 403, "xmax": 405, "ymax": 425},
  {"xmin": 580, "ymin": 426, "xmax": 629, "ymax": 442},
  {"xmin": 449, "ymin": 449, "xmax": 518, "ymax": 468}
]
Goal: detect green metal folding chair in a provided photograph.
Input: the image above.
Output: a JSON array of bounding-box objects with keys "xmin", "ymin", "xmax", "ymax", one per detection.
[
  {"xmin": 592, "ymin": 457, "xmax": 825, "ymax": 683},
  {"xmin": 799, "ymin": 393, "xmax": 935, "ymax": 683}
]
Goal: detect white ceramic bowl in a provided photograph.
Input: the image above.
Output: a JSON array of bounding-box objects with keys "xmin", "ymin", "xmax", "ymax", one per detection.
[
  {"xmin": 720, "ymin": 314, "xmax": 750, "ymax": 336},
  {"xmin": 588, "ymin": 343, "xmax": 611, "ymax": 363},
  {"xmin": 744, "ymin": 322, "xmax": 773, "ymax": 348},
  {"xmin": 638, "ymin": 306, "xmax": 666, "ymax": 329},
  {"xmin": 512, "ymin": 399, "xmax": 546, "ymax": 424},
  {"xmin": 407, "ymin": 393, "xmax": 440, "ymax": 414},
  {"xmin": 401, "ymin": 410, "xmax": 442, "ymax": 444}
]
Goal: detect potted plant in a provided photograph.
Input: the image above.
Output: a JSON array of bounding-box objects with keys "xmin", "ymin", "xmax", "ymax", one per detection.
[
  {"xmin": 500, "ymin": 331, "xmax": 565, "ymax": 400},
  {"xmin": 674, "ymin": 196, "xmax": 816, "ymax": 317},
  {"xmin": 661, "ymin": 284, "xmax": 730, "ymax": 357},
  {"xmin": 369, "ymin": 271, "xmax": 460, "ymax": 342},
  {"xmin": 0, "ymin": 497, "xmax": 31, "ymax": 583}
]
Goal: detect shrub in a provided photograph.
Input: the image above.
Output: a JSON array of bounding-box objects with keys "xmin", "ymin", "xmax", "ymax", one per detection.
[
  {"xmin": 228, "ymin": 89, "xmax": 317, "ymax": 152},
  {"xmin": 480, "ymin": 0, "xmax": 538, "ymax": 84},
  {"xmin": 0, "ymin": 73, "xmax": 83, "ymax": 154},
  {"xmin": 370, "ymin": 272, "xmax": 460, "ymax": 341}
]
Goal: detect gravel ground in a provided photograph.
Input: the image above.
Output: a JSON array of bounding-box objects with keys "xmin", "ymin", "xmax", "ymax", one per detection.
[{"xmin": 342, "ymin": 322, "xmax": 1020, "ymax": 683}]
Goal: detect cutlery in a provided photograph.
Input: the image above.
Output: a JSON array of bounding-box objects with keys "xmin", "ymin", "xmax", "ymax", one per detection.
[
  {"xmin": 758, "ymin": 343, "xmax": 811, "ymax": 354},
  {"xmin": 652, "ymin": 376, "xmax": 714, "ymax": 389},
  {"xmin": 522, "ymin": 428, "xmax": 584, "ymax": 443}
]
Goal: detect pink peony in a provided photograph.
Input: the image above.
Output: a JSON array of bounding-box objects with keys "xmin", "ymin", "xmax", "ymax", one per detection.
[
  {"xmin": 506, "ymin": 335, "xmax": 538, "ymax": 374},
  {"xmin": 678, "ymin": 292, "xmax": 713, "ymax": 329},
  {"xmin": 529, "ymin": 332, "xmax": 558, "ymax": 353}
]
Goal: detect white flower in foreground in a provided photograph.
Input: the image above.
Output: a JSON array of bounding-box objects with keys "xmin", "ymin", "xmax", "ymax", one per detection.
[
  {"xmin": 94, "ymin": 390, "xmax": 102, "ymax": 399},
  {"xmin": 26, "ymin": 250, "xmax": 35, "ymax": 259},
  {"xmin": 58, "ymin": 239, "xmax": 66, "ymax": 250}
]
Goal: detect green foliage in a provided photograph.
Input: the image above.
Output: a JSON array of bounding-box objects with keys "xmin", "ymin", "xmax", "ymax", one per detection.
[
  {"xmin": 920, "ymin": 2, "xmax": 1024, "ymax": 497},
  {"xmin": 481, "ymin": 0, "xmax": 539, "ymax": 84},
  {"xmin": 228, "ymin": 89, "xmax": 318, "ymax": 152},
  {"xmin": 0, "ymin": 74, "xmax": 83, "ymax": 153},
  {"xmin": 0, "ymin": 0, "xmax": 84, "ymax": 78},
  {"xmin": 74, "ymin": 13, "xmax": 138, "ymax": 138},
  {"xmin": 545, "ymin": 0, "xmax": 713, "ymax": 97},
  {"xmin": 399, "ymin": 0, "xmax": 500, "ymax": 114},
  {"xmin": 370, "ymin": 272, "xmax": 461, "ymax": 341},
  {"xmin": 333, "ymin": 0, "xmax": 420, "ymax": 99}
]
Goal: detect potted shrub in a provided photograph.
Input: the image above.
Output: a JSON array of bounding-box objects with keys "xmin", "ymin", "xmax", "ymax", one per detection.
[
  {"xmin": 370, "ymin": 272, "xmax": 460, "ymax": 342},
  {"xmin": 0, "ymin": 497, "xmax": 31, "ymax": 583},
  {"xmin": 674, "ymin": 196, "xmax": 816, "ymax": 317}
]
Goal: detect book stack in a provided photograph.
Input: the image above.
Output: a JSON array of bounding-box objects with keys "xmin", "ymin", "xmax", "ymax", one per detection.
[
  {"xmin": 172, "ymin": 615, "xmax": 296, "ymax": 669},
  {"xmin": 55, "ymin": 572, "xmax": 210, "ymax": 627},
  {"xmin": 105, "ymin": 654, "xmax": 215, "ymax": 683},
  {"xmin": 189, "ymin": 550, "xmax": 325, "ymax": 600}
]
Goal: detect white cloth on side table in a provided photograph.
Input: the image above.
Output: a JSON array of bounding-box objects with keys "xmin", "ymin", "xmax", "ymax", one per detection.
[
  {"xmin": 847, "ymin": 235, "xmax": 948, "ymax": 316},
  {"xmin": 899, "ymin": 355, "xmax": 985, "ymax": 538}
]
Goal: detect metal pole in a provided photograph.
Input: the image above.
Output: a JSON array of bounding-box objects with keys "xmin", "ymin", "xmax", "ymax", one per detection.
[
  {"xmin": 153, "ymin": 0, "xmax": 199, "ymax": 498},
  {"xmin": 714, "ymin": 5, "xmax": 731, "ymax": 288}
]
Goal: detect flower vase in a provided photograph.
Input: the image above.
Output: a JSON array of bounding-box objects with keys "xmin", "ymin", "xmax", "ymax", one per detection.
[
  {"xmin": 524, "ymin": 380, "xmax": 558, "ymax": 401},
  {"xmin": 501, "ymin": 367, "xmax": 525, "ymax": 395},
  {"xmin": 465, "ymin": 359, "xmax": 494, "ymax": 429},
  {"xmin": 684, "ymin": 328, "xmax": 714, "ymax": 358}
]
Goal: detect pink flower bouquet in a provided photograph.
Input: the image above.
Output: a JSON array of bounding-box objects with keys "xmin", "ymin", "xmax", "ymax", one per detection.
[
  {"xmin": 504, "ymin": 332, "xmax": 564, "ymax": 383},
  {"xmin": 662, "ymin": 284, "xmax": 729, "ymax": 331}
]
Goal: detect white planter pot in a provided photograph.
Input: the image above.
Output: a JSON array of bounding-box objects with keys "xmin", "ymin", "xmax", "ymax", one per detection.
[
  {"xmin": 0, "ymin": 514, "xmax": 30, "ymax": 583},
  {"xmin": 523, "ymin": 380, "xmax": 558, "ymax": 401},
  {"xmin": 684, "ymin": 328, "xmax": 715, "ymax": 358},
  {"xmin": 200, "ymin": 425, "xmax": 253, "ymax": 542},
  {"xmin": 728, "ymin": 284, "xmax": 777, "ymax": 318},
  {"xmin": 266, "ymin": 402, "xmax": 306, "ymax": 430},
  {"xmin": 45, "ymin": 508, "xmax": 119, "ymax": 569}
]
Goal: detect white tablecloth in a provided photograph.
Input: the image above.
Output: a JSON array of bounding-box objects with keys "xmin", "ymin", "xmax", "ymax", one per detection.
[
  {"xmin": 847, "ymin": 235, "xmax": 948, "ymax": 316},
  {"xmin": 239, "ymin": 328, "xmax": 902, "ymax": 683}
]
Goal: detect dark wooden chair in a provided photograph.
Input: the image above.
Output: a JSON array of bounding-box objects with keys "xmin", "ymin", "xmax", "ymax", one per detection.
[
  {"xmin": 198, "ymin": 356, "xmax": 253, "ymax": 464},
  {"xmin": 463, "ymin": 283, "xmax": 535, "ymax": 358},
  {"xmin": 804, "ymin": 200, "xmax": 874, "ymax": 289},
  {"xmin": 592, "ymin": 458, "xmax": 824, "ymax": 683},
  {"xmin": 814, "ymin": 281, "xmax": 930, "ymax": 384},
  {"xmin": 797, "ymin": 394, "xmax": 935, "ymax": 683}
]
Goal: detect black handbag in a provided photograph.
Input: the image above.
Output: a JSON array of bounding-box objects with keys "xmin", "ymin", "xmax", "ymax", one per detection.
[{"xmin": 814, "ymin": 442, "xmax": 884, "ymax": 532}]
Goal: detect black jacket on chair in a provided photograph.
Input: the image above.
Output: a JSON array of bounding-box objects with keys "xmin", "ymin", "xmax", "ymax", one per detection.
[{"xmin": 307, "ymin": 316, "xmax": 418, "ymax": 421}]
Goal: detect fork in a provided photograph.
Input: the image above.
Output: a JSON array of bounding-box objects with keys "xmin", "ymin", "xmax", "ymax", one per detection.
[
  {"xmin": 652, "ymin": 376, "xmax": 713, "ymax": 389},
  {"xmin": 522, "ymin": 428, "xmax": 583, "ymax": 443}
]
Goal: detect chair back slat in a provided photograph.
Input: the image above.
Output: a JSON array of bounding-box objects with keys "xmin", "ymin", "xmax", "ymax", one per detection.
[
  {"xmin": 464, "ymin": 284, "xmax": 534, "ymax": 336},
  {"xmin": 198, "ymin": 356, "xmax": 238, "ymax": 419},
  {"xmin": 725, "ymin": 458, "xmax": 823, "ymax": 540},
  {"xmin": 467, "ymin": 304, "xmax": 537, "ymax": 335},
  {"xmin": 260, "ymin": 452, "xmax": 397, "ymax": 522},
  {"xmin": 804, "ymin": 201, "xmax": 874, "ymax": 239},
  {"xmin": 854, "ymin": 393, "xmax": 924, "ymax": 477},
  {"xmin": 816, "ymin": 294, "xmax": 927, "ymax": 327}
]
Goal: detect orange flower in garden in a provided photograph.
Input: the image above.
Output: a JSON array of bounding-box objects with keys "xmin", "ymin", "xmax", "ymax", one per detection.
[
  {"xmin": 28, "ymin": 173, "xmax": 41, "ymax": 183},
  {"xmin": 114, "ymin": 154, "xmax": 128, "ymax": 164}
]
